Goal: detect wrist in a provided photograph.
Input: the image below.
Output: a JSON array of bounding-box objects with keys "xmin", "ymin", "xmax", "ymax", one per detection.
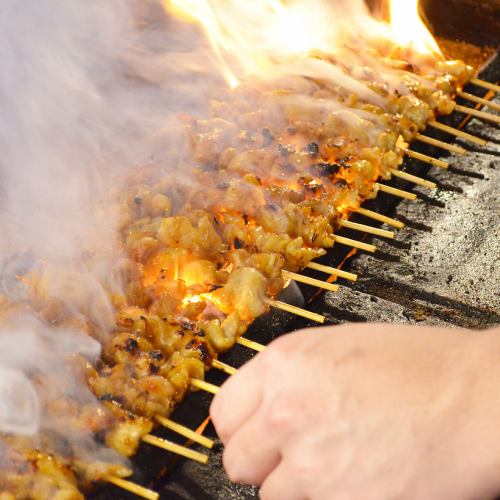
[{"xmin": 450, "ymin": 328, "xmax": 500, "ymax": 499}]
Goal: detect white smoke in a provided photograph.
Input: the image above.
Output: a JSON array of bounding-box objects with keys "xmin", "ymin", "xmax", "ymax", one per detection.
[
  {"xmin": 0, "ymin": 316, "xmax": 100, "ymax": 436},
  {"xmin": 0, "ymin": 0, "xmax": 222, "ymax": 442},
  {"xmin": 0, "ymin": 0, "xmax": 438, "ymax": 453},
  {"xmin": 0, "ymin": 369, "xmax": 39, "ymax": 436}
]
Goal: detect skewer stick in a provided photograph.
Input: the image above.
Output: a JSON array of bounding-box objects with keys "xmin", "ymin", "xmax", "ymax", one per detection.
[
  {"xmin": 375, "ymin": 183, "xmax": 417, "ymax": 201},
  {"xmin": 457, "ymin": 91, "xmax": 500, "ymax": 112},
  {"xmin": 104, "ymin": 476, "xmax": 159, "ymax": 500},
  {"xmin": 470, "ymin": 78, "xmax": 500, "ymax": 93},
  {"xmin": 332, "ymin": 234, "xmax": 377, "ymax": 253},
  {"xmin": 155, "ymin": 416, "xmax": 214, "ymax": 449},
  {"xmin": 237, "ymin": 336, "xmax": 266, "ymax": 352},
  {"xmin": 212, "ymin": 359, "xmax": 238, "ymax": 376},
  {"xmin": 306, "ymin": 261, "xmax": 357, "ymax": 282},
  {"xmin": 190, "ymin": 378, "xmax": 220, "ymax": 395},
  {"xmin": 282, "ymin": 270, "xmax": 340, "ymax": 292},
  {"xmin": 142, "ymin": 434, "xmax": 209, "ymax": 464},
  {"xmin": 354, "ymin": 207, "xmax": 405, "ymax": 229},
  {"xmin": 428, "ymin": 121, "xmax": 487, "ymax": 146},
  {"xmin": 265, "ymin": 298, "xmax": 325, "ymax": 324},
  {"xmin": 405, "ymin": 149, "xmax": 449, "ymax": 169},
  {"xmin": 339, "ymin": 219, "xmax": 395, "ymax": 239},
  {"xmin": 415, "ymin": 133, "xmax": 467, "ymax": 155},
  {"xmin": 454, "ymin": 104, "xmax": 500, "ymax": 124},
  {"xmin": 389, "ymin": 168, "xmax": 437, "ymax": 189}
]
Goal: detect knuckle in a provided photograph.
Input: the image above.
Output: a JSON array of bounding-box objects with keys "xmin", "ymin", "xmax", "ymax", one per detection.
[
  {"xmin": 258, "ymin": 348, "xmax": 280, "ymax": 378},
  {"xmin": 259, "ymin": 474, "xmax": 283, "ymax": 500},
  {"xmin": 209, "ymin": 398, "xmax": 229, "ymax": 439},
  {"xmin": 264, "ymin": 398, "xmax": 297, "ymax": 435},
  {"xmin": 222, "ymin": 443, "xmax": 243, "ymax": 482},
  {"xmin": 289, "ymin": 453, "xmax": 315, "ymax": 484},
  {"xmin": 259, "ymin": 484, "xmax": 273, "ymax": 500},
  {"xmin": 267, "ymin": 331, "xmax": 295, "ymax": 353},
  {"xmin": 214, "ymin": 425, "xmax": 231, "ymax": 446},
  {"xmin": 208, "ymin": 394, "xmax": 221, "ymax": 421},
  {"xmin": 260, "ymin": 338, "xmax": 290, "ymax": 373}
]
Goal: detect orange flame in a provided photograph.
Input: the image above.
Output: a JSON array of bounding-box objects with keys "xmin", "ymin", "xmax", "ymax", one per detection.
[
  {"xmin": 164, "ymin": 0, "xmax": 240, "ymax": 88},
  {"xmin": 388, "ymin": 0, "xmax": 442, "ymax": 57},
  {"xmin": 164, "ymin": 0, "xmax": 443, "ymax": 86},
  {"xmin": 163, "ymin": 0, "xmax": 339, "ymax": 87}
]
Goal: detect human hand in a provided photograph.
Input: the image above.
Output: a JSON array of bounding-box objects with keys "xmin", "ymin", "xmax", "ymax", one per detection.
[{"xmin": 210, "ymin": 324, "xmax": 500, "ymax": 500}]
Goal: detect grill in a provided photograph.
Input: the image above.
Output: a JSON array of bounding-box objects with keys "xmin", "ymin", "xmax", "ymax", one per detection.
[{"xmin": 91, "ymin": 2, "xmax": 499, "ymax": 498}]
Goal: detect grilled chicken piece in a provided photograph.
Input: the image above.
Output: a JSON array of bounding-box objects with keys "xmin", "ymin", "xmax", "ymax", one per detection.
[
  {"xmin": 157, "ymin": 216, "xmax": 225, "ymax": 262},
  {"xmin": 102, "ymin": 403, "xmax": 153, "ymax": 458},
  {"xmin": 250, "ymin": 227, "xmax": 326, "ymax": 270},
  {"xmin": 208, "ymin": 267, "xmax": 268, "ymax": 322},
  {"xmin": 0, "ymin": 22, "xmax": 474, "ymax": 498},
  {"xmin": 0, "ymin": 445, "xmax": 83, "ymax": 500}
]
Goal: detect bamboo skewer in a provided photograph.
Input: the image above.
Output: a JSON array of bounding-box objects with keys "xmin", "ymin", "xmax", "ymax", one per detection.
[
  {"xmin": 354, "ymin": 207, "xmax": 405, "ymax": 229},
  {"xmin": 339, "ymin": 219, "xmax": 395, "ymax": 239},
  {"xmin": 428, "ymin": 121, "xmax": 487, "ymax": 146},
  {"xmin": 389, "ymin": 168, "xmax": 437, "ymax": 189},
  {"xmin": 375, "ymin": 183, "xmax": 417, "ymax": 201},
  {"xmin": 470, "ymin": 78, "xmax": 500, "ymax": 94},
  {"xmin": 104, "ymin": 476, "xmax": 159, "ymax": 500},
  {"xmin": 155, "ymin": 416, "xmax": 214, "ymax": 449},
  {"xmin": 282, "ymin": 270, "xmax": 340, "ymax": 292},
  {"xmin": 265, "ymin": 298, "xmax": 325, "ymax": 324},
  {"xmin": 212, "ymin": 359, "xmax": 238, "ymax": 376},
  {"xmin": 190, "ymin": 378, "xmax": 220, "ymax": 395},
  {"xmin": 112, "ymin": 84, "xmax": 500, "ymax": 482},
  {"xmin": 306, "ymin": 261, "xmax": 357, "ymax": 282},
  {"xmin": 457, "ymin": 91, "xmax": 500, "ymax": 112},
  {"xmin": 107, "ymin": 83, "xmax": 496, "ymax": 491},
  {"xmin": 415, "ymin": 133, "xmax": 467, "ymax": 155},
  {"xmin": 14, "ymin": 51, "xmax": 500, "ymax": 500},
  {"xmin": 405, "ymin": 149, "xmax": 449, "ymax": 169},
  {"xmin": 142, "ymin": 434, "xmax": 209, "ymax": 463},
  {"xmin": 87, "ymin": 82, "xmax": 500, "ymax": 497},
  {"xmin": 332, "ymin": 234, "xmax": 377, "ymax": 253},
  {"xmin": 454, "ymin": 104, "xmax": 500, "ymax": 124},
  {"xmin": 237, "ymin": 336, "xmax": 266, "ymax": 351}
]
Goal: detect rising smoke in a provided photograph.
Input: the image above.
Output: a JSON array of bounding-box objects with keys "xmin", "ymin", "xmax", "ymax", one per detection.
[
  {"xmin": 0, "ymin": 0, "xmax": 221, "ymax": 446},
  {"xmin": 0, "ymin": 0, "xmax": 434, "ymax": 457}
]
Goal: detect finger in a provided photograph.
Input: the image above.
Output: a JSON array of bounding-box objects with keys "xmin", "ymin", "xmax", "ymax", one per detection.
[
  {"xmin": 210, "ymin": 353, "xmax": 264, "ymax": 443},
  {"xmin": 259, "ymin": 460, "xmax": 305, "ymax": 500},
  {"xmin": 222, "ymin": 407, "xmax": 281, "ymax": 485}
]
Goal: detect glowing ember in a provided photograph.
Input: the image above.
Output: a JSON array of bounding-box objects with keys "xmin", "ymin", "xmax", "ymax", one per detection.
[{"xmin": 182, "ymin": 294, "xmax": 205, "ymax": 308}]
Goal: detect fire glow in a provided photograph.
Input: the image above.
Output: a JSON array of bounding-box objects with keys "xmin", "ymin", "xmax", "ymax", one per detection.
[
  {"xmin": 389, "ymin": 0, "xmax": 442, "ymax": 57},
  {"xmin": 164, "ymin": 0, "xmax": 443, "ymax": 88}
]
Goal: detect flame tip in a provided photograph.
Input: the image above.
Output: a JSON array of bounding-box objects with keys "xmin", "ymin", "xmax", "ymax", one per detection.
[{"xmin": 164, "ymin": 0, "xmax": 443, "ymax": 84}]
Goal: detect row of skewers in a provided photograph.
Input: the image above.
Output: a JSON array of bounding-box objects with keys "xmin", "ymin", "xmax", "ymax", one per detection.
[{"xmin": 0, "ymin": 38, "xmax": 498, "ymax": 499}]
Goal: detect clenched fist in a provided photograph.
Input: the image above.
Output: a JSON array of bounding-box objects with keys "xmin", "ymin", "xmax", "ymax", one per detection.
[{"xmin": 210, "ymin": 324, "xmax": 500, "ymax": 500}]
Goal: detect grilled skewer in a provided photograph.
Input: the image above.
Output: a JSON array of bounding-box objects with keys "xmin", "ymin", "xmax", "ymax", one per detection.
[{"xmin": 1, "ymin": 19, "xmax": 494, "ymax": 497}]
